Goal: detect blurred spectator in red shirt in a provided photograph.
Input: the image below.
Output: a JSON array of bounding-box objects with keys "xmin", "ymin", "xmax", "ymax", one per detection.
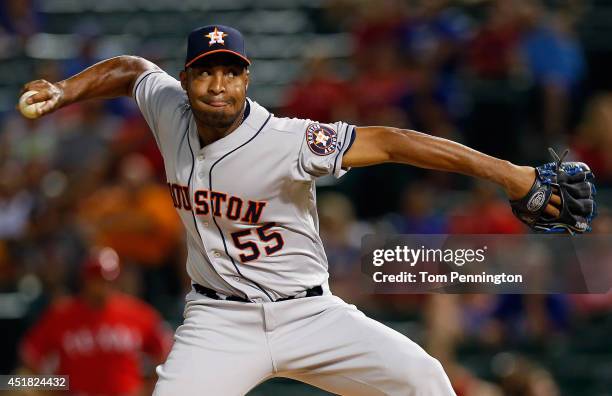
[
  {"xmin": 352, "ymin": 40, "xmax": 414, "ymax": 124},
  {"xmin": 351, "ymin": 0, "xmax": 406, "ymax": 58},
  {"xmin": 468, "ymin": 0, "xmax": 523, "ymax": 80},
  {"xmin": 449, "ymin": 181, "xmax": 524, "ymax": 234},
  {"xmin": 20, "ymin": 248, "xmax": 172, "ymax": 396},
  {"xmin": 282, "ymin": 53, "xmax": 354, "ymax": 123},
  {"xmin": 348, "ymin": 0, "xmax": 414, "ymax": 124}
]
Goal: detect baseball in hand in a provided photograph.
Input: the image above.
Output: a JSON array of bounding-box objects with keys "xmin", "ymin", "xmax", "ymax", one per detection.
[{"xmin": 19, "ymin": 90, "xmax": 43, "ymax": 119}]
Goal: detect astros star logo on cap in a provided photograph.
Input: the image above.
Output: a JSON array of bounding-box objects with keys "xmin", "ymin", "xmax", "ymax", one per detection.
[
  {"xmin": 185, "ymin": 24, "xmax": 251, "ymax": 67},
  {"xmin": 206, "ymin": 27, "xmax": 228, "ymax": 46}
]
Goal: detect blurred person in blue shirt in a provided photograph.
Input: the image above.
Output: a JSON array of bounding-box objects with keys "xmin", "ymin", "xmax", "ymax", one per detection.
[{"xmin": 519, "ymin": 2, "xmax": 585, "ymax": 139}]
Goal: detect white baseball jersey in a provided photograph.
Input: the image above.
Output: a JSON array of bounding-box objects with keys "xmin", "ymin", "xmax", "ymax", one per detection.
[
  {"xmin": 135, "ymin": 68, "xmax": 456, "ymax": 396},
  {"xmin": 133, "ymin": 69, "xmax": 355, "ymax": 302}
]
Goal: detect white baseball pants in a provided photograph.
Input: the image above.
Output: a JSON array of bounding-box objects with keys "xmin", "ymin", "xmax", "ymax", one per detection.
[{"xmin": 153, "ymin": 294, "xmax": 456, "ymax": 395}]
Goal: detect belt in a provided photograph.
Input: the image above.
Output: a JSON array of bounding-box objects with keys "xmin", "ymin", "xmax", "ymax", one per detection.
[{"xmin": 193, "ymin": 283, "xmax": 323, "ymax": 303}]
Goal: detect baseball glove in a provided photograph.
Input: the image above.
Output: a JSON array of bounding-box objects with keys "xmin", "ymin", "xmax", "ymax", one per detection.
[{"xmin": 510, "ymin": 148, "xmax": 597, "ymax": 234}]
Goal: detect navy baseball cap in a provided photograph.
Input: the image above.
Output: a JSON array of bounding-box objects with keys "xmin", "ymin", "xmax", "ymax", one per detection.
[{"xmin": 185, "ymin": 25, "xmax": 251, "ymax": 68}]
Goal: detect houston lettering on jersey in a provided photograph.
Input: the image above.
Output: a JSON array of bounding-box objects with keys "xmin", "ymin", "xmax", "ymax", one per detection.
[{"xmin": 168, "ymin": 183, "xmax": 267, "ymax": 224}]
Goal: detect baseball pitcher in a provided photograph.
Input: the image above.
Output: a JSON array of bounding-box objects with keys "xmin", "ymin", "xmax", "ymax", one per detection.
[{"xmin": 19, "ymin": 25, "xmax": 596, "ymax": 395}]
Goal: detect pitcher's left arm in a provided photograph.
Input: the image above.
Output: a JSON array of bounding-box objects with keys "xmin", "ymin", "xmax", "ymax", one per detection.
[{"xmin": 342, "ymin": 126, "xmax": 589, "ymax": 227}]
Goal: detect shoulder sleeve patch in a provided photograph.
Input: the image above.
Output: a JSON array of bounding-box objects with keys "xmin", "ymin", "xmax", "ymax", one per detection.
[{"xmin": 306, "ymin": 123, "xmax": 338, "ymax": 156}]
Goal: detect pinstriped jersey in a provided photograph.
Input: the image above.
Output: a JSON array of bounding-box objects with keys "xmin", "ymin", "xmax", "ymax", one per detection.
[{"xmin": 132, "ymin": 70, "xmax": 355, "ymax": 302}]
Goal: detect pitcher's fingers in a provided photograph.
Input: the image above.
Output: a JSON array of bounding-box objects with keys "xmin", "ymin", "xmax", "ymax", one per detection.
[
  {"xmin": 21, "ymin": 80, "xmax": 47, "ymax": 95},
  {"xmin": 21, "ymin": 81, "xmax": 37, "ymax": 95},
  {"xmin": 38, "ymin": 97, "xmax": 59, "ymax": 114},
  {"xmin": 544, "ymin": 204, "xmax": 560, "ymax": 218},
  {"xmin": 549, "ymin": 193, "xmax": 562, "ymax": 207},
  {"xmin": 28, "ymin": 90, "xmax": 53, "ymax": 104}
]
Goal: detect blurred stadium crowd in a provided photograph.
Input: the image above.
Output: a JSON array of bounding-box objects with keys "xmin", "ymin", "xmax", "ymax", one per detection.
[{"xmin": 0, "ymin": 0, "xmax": 611, "ymax": 395}]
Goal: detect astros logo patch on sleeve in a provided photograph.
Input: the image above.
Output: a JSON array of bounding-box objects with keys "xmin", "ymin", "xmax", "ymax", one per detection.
[{"xmin": 306, "ymin": 123, "xmax": 338, "ymax": 156}]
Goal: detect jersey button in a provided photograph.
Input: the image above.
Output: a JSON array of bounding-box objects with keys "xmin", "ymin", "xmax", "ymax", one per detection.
[
  {"xmin": 197, "ymin": 154, "xmax": 205, "ymax": 161},
  {"xmin": 203, "ymin": 221, "xmax": 209, "ymax": 227},
  {"xmin": 234, "ymin": 277, "xmax": 241, "ymax": 282},
  {"xmin": 214, "ymin": 252, "xmax": 221, "ymax": 258}
]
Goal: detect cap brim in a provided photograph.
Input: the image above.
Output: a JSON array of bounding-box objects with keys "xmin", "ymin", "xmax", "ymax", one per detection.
[{"xmin": 185, "ymin": 49, "xmax": 251, "ymax": 68}]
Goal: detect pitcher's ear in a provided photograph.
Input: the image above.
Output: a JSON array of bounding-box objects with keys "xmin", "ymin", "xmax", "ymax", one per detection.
[{"xmin": 179, "ymin": 70, "xmax": 187, "ymax": 90}]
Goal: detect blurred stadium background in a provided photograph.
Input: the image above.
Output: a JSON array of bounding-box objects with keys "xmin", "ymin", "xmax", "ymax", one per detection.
[{"xmin": 1, "ymin": 0, "xmax": 612, "ymax": 395}]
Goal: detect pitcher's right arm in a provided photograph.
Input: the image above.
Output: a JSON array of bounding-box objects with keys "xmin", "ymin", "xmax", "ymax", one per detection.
[{"xmin": 19, "ymin": 55, "xmax": 159, "ymax": 117}]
